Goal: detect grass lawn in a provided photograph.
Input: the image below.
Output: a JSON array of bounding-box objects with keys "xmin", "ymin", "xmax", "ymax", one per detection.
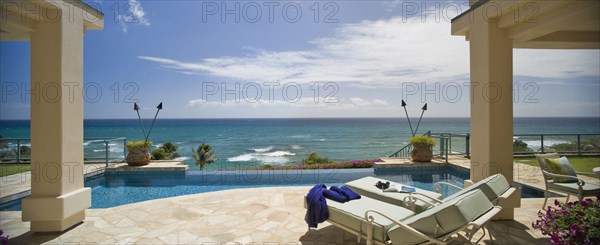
[
  {"xmin": 0, "ymin": 164, "xmax": 31, "ymax": 177},
  {"xmin": 514, "ymin": 157, "xmax": 600, "ymax": 173}
]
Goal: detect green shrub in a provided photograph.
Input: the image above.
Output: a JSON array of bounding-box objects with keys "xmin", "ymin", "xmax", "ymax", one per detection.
[
  {"xmin": 151, "ymin": 142, "xmax": 181, "ymax": 160},
  {"xmin": 302, "ymin": 152, "xmax": 330, "ymax": 165},
  {"xmin": 151, "ymin": 148, "xmax": 167, "ymax": 160},
  {"xmin": 409, "ymin": 135, "xmax": 436, "ymax": 147},
  {"xmin": 549, "ymin": 143, "xmax": 578, "ymax": 152},
  {"xmin": 514, "ymin": 139, "xmax": 534, "ymax": 153}
]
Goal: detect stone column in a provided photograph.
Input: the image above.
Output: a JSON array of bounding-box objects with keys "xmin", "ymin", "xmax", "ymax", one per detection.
[
  {"xmin": 467, "ymin": 19, "xmax": 520, "ymax": 219},
  {"xmin": 22, "ymin": 3, "xmax": 91, "ymax": 232}
]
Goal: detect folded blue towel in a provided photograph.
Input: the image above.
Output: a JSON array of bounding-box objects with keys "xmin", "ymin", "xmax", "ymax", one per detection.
[
  {"xmin": 323, "ymin": 189, "xmax": 347, "ymax": 203},
  {"xmin": 341, "ymin": 186, "xmax": 361, "ymax": 200},
  {"xmin": 330, "ymin": 186, "xmax": 349, "ymax": 201}
]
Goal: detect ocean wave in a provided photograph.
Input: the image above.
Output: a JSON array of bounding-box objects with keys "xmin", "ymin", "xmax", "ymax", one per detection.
[
  {"xmin": 83, "ymin": 139, "xmax": 106, "ymax": 146},
  {"xmin": 319, "ymin": 138, "xmax": 326, "ymax": 141},
  {"xmin": 522, "ymin": 140, "xmax": 569, "ymax": 149},
  {"xmin": 291, "ymin": 145, "xmax": 303, "ymax": 150},
  {"xmin": 263, "ymin": 151, "xmax": 295, "ymax": 157},
  {"xmin": 290, "ymin": 135, "xmax": 311, "ymax": 138},
  {"xmin": 250, "ymin": 146, "xmax": 274, "ymax": 153},
  {"xmin": 173, "ymin": 156, "xmax": 191, "ymax": 161},
  {"xmin": 227, "ymin": 151, "xmax": 296, "ymax": 165}
]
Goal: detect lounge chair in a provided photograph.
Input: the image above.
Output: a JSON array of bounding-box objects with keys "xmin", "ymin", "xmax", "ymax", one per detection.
[
  {"xmin": 535, "ymin": 153, "xmax": 600, "ymax": 208},
  {"xmin": 345, "ymin": 176, "xmax": 443, "ymax": 212},
  {"xmin": 305, "ymin": 189, "xmax": 501, "ymax": 245},
  {"xmin": 347, "ymin": 174, "xmax": 518, "ymax": 212}
]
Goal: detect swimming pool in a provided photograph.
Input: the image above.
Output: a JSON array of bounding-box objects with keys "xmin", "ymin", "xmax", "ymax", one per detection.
[{"xmin": 0, "ymin": 165, "xmax": 544, "ymax": 211}]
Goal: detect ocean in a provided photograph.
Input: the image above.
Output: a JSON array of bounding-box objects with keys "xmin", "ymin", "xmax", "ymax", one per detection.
[{"xmin": 1, "ymin": 117, "xmax": 599, "ymax": 170}]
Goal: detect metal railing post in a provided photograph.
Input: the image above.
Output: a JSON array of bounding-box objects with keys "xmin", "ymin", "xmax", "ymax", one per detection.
[
  {"xmin": 124, "ymin": 139, "xmax": 127, "ymax": 159},
  {"xmin": 577, "ymin": 134, "xmax": 581, "ymax": 155},
  {"xmin": 540, "ymin": 135, "xmax": 545, "ymax": 153},
  {"xmin": 445, "ymin": 137, "xmax": 449, "ymax": 163},
  {"xmin": 105, "ymin": 140, "xmax": 109, "ymax": 167},
  {"xmin": 465, "ymin": 134, "xmax": 470, "ymax": 158},
  {"xmin": 16, "ymin": 139, "xmax": 21, "ymax": 164}
]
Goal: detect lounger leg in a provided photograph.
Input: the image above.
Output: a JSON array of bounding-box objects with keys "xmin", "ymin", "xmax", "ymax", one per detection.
[
  {"xmin": 542, "ymin": 192, "xmax": 549, "ymax": 209},
  {"xmin": 566, "ymin": 194, "xmax": 570, "ymax": 203},
  {"xmin": 366, "ymin": 216, "xmax": 374, "ymax": 245}
]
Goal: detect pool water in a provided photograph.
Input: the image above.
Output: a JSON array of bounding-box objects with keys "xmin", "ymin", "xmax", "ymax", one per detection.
[{"xmin": 0, "ymin": 166, "xmax": 544, "ymax": 211}]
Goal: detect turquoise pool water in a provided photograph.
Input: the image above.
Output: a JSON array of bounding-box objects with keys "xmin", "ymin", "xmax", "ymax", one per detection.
[{"xmin": 0, "ymin": 166, "xmax": 544, "ymax": 211}]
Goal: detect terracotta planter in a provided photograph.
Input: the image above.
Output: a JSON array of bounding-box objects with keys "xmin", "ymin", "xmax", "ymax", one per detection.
[
  {"xmin": 411, "ymin": 144, "xmax": 433, "ymax": 162},
  {"xmin": 126, "ymin": 147, "xmax": 151, "ymax": 166}
]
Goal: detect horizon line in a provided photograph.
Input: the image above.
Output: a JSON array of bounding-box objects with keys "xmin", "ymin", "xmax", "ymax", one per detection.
[{"xmin": 1, "ymin": 116, "xmax": 600, "ymax": 121}]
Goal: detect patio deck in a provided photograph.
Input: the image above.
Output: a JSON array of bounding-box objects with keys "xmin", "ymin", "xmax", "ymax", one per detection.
[
  {"xmin": 1, "ymin": 186, "xmax": 565, "ymax": 244},
  {"xmin": 1, "ymin": 157, "xmax": 597, "ymax": 244}
]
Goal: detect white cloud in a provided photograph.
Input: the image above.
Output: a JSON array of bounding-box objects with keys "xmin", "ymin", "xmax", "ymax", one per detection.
[
  {"xmin": 140, "ymin": 16, "xmax": 599, "ymax": 87},
  {"xmin": 118, "ymin": 0, "xmax": 150, "ymax": 33},
  {"xmin": 186, "ymin": 97, "xmax": 390, "ymax": 110}
]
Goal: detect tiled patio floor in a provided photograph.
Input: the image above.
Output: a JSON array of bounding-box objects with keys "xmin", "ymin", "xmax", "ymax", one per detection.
[
  {"xmin": 1, "ymin": 186, "xmax": 571, "ymax": 244},
  {"xmin": 1, "ymin": 157, "xmax": 597, "ymax": 244}
]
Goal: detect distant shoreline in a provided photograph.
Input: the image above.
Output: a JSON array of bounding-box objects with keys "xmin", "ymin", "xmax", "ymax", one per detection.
[{"xmin": 1, "ymin": 116, "xmax": 599, "ymax": 121}]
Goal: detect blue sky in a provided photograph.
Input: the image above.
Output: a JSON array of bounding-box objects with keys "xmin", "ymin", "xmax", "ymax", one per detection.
[{"xmin": 1, "ymin": 0, "xmax": 599, "ymax": 119}]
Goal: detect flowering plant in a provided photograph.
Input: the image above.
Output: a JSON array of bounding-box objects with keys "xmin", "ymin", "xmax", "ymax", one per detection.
[
  {"xmin": 532, "ymin": 195, "xmax": 600, "ymax": 245},
  {"xmin": 0, "ymin": 229, "xmax": 8, "ymax": 245}
]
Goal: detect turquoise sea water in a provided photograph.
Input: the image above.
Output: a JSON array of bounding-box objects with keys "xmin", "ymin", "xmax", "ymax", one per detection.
[{"xmin": 1, "ymin": 117, "xmax": 599, "ymax": 169}]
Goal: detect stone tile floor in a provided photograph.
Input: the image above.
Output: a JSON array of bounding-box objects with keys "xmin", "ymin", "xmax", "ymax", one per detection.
[{"xmin": 1, "ymin": 186, "xmax": 573, "ymax": 244}]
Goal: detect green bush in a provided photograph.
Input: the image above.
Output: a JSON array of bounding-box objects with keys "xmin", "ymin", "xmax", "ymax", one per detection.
[
  {"xmin": 302, "ymin": 152, "xmax": 330, "ymax": 165},
  {"xmin": 151, "ymin": 142, "xmax": 181, "ymax": 160},
  {"xmin": 514, "ymin": 139, "xmax": 534, "ymax": 153},
  {"xmin": 126, "ymin": 140, "xmax": 152, "ymax": 149},
  {"xmin": 151, "ymin": 148, "xmax": 167, "ymax": 160},
  {"xmin": 409, "ymin": 135, "xmax": 436, "ymax": 147}
]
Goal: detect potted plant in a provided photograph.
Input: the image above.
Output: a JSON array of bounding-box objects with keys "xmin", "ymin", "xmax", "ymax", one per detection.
[
  {"xmin": 126, "ymin": 140, "xmax": 152, "ymax": 166},
  {"xmin": 409, "ymin": 135, "xmax": 436, "ymax": 162}
]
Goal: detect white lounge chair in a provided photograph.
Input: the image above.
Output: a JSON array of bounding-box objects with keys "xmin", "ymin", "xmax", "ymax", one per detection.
[
  {"xmin": 347, "ymin": 174, "xmax": 518, "ymax": 212},
  {"xmin": 305, "ymin": 189, "xmax": 501, "ymax": 245}
]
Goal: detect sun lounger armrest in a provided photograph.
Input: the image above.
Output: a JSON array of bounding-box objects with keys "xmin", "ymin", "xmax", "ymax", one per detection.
[
  {"xmin": 462, "ymin": 206, "xmax": 502, "ymax": 243},
  {"xmin": 542, "ymin": 170, "xmax": 586, "ymax": 186},
  {"xmin": 403, "ymin": 194, "xmax": 443, "ymax": 211},
  {"xmin": 433, "ymin": 182, "xmax": 463, "ymax": 193},
  {"xmin": 575, "ymin": 171, "xmax": 596, "ymax": 177},
  {"xmin": 364, "ymin": 210, "xmax": 437, "ymax": 244}
]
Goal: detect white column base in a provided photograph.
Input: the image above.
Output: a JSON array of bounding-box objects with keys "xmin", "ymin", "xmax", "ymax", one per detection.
[{"xmin": 22, "ymin": 188, "xmax": 91, "ymax": 232}]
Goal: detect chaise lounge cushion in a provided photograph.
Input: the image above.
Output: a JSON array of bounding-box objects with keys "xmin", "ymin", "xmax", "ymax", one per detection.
[
  {"xmin": 387, "ymin": 190, "xmax": 493, "ymax": 244},
  {"xmin": 345, "ymin": 176, "xmax": 442, "ymax": 212},
  {"xmin": 443, "ymin": 173, "xmax": 511, "ymax": 202},
  {"xmin": 327, "ymin": 195, "xmax": 415, "ymax": 242}
]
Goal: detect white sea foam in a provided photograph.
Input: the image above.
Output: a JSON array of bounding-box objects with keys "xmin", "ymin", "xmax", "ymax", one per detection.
[
  {"xmin": 227, "ymin": 151, "xmax": 295, "ymax": 164},
  {"xmin": 173, "ymin": 156, "xmax": 191, "ymax": 161},
  {"xmin": 291, "ymin": 145, "xmax": 303, "ymax": 150},
  {"xmin": 263, "ymin": 151, "xmax": 295, "ymax": 157},
  {"xmin": 290, "ymin": 135, "xmax": 311, "ymax": 138},
  {"xmin": 250, "ymin": 146, "xmax": 274, "ymax": 153},
  {"xmin": 319, "ymin": 138, "xmax": 326, "ymax": 141},
  {"xmin": 228, "ymin": 153, "xmax": 255, "ymax": 162},
  {"xmin": 523, "ymin": 140, "xmax": 569, "ymax": 149}
]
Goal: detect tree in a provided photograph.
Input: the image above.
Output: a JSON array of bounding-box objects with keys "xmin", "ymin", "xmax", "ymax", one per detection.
[
  {"xmin": 193, "ymin": 143, "xmax": 214, "ymax": 169},
  {"xmin": 151, "ymin": 141, "xmax": 181, "ymax": 160}
]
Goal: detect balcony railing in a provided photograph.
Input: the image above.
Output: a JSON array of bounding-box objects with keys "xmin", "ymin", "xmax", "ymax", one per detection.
[
  {"xmin": 0, "ymin": 137, "xmax": 127, "ymax": 166},
  {"xmin": 390, "ymin": 133, "xmax": 600, "ymax": 160}
]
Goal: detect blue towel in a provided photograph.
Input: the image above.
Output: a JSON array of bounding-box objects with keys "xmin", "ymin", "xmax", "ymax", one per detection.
[
  {"xmin": 341, "ymin": 186, "xmax": 361, "ymax": 200},
  {"xmin": 305, "ymin": 184, "xmax": 329, "ymax": 228},
  {"xmin": 324, "ymin": 186, "xmax": 362, "ymax": 203},
  {"xmin": 323, "ymin": 188, "xmax": 347, "ymax": 203}
]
